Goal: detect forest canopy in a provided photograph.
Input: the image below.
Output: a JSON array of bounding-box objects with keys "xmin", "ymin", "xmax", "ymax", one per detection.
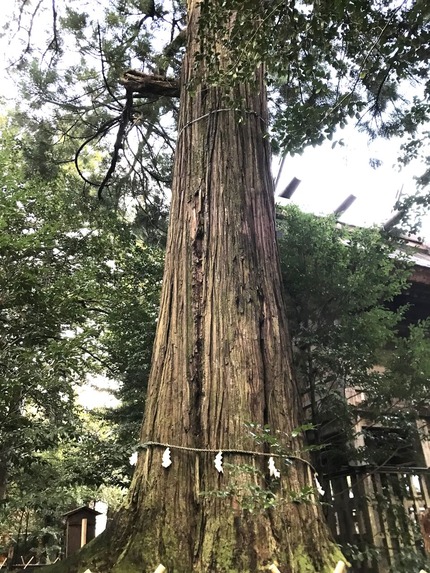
[{"xmin": 1, "ymin": 0, "xmax": 430, "ymax": 208}]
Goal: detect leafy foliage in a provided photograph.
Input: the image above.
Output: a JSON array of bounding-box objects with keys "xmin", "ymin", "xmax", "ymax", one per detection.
[
  {"xmin": 197, "ymin": 0, "xmax": 430, "ymax": 151},
  {"xmin": 0, "ymin": 115, "xmax": 163, "ymax": 558},
  {"xmin": 277, "ymin": 205, "xmax": 430, "ymax": 468},
  {"xmin": 4, "ymin": 0, "xmax": 181, "ymax": 219},
  {"xmin": 99, "ymin": 235, "xmax": 163, "ymax": 450}
]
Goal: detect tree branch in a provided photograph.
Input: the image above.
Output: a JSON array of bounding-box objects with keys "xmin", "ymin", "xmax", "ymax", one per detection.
[
  {"xmin": 98, "ymin": 90, "xmax": 134, "ymax": 199},
  {"xmin": 74, "ymin": 116, "xmax": 120, "ymax": 187},
  {"xmin": 120, "ymin": 70, "xmax": 180, "ymax": 98}
]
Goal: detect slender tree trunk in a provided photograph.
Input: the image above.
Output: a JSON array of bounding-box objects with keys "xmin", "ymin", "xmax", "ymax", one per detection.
[
  {"xmin": 49, "ymin": 2, "xmax": 343, "ymax": 572},
  {"xmin": 0, "ymin": 389, "xmax": 23, "ymax": 501},
  {"xmin": 0, "ymin": 455, "xmax": 7, "ymax": 501}
]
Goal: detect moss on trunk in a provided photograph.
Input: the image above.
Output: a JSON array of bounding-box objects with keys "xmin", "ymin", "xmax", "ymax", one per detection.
[{"xmin": 40, "ymin": 528, "xmax": 345, "ymax": 573}]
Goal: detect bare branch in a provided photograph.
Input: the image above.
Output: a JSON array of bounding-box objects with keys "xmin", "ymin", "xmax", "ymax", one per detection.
[
  {"xmin": 51, "ymin": 0, "xmax": 59, "ymax": 52},
  {"xmin": 121, "ymin": 70, "xmax": 180, "ymax": 98},
  {"xmin": 98, "ymin": 90, "xmax": 134, "ymax": 199},
  {"xmin": 74, "ymin": 116, "xmax": 120, "ymax": 187}
]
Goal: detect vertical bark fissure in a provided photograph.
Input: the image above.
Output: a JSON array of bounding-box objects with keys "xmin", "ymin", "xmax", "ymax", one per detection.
[{"xmin": 191, "ymin": 109, "xmax": 221, "ymax": 447}]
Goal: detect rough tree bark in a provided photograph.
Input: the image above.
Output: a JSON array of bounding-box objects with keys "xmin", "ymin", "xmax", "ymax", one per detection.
[{"xmin": 48, "ymin": 1, "xmax": 343, "ymax": 572}]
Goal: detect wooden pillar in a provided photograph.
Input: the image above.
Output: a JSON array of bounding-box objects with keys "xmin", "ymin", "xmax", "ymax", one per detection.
[{"xmin": 81, "ymin": 518, "xmax": 88, "ymax": 548}]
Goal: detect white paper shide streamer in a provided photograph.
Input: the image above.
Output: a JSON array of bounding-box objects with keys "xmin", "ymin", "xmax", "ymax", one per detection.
[
  {"xmin": 161, "ymin": 447, "xmax": 172, "ymax": 468},
  {"xmin": 314, "ymin": 474, "xmax": 325, "ymax": 496},
  {"xmin": 268, "ymin": 456, "xmax": 281, "ymax": 478},
  {"xmin": 214, "ymin": 451, "xmax": 223, "ymax": 473}
]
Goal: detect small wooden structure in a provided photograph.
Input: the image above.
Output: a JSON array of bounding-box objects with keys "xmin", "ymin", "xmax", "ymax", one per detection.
[{"xmin": 63, "ymin": 507, "xmax": 101, "ymax": 557}]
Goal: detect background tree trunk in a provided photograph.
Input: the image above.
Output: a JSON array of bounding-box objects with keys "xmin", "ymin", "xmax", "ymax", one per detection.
[
  {"xmin": 0, "ymin": 455, "xmax": 7, "ymax": 501},
  {"xmin": 0, "ymin": 389, "xmax": 23, "ymax": 501}
]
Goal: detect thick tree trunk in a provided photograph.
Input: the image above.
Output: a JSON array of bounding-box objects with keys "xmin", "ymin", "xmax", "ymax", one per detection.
[
  {"xmin": 104, "ymin": 3, "xmax": 341, "ymax": 571},
  {"xmin": 48, "ymin": 2, "xmax": 343, "ymax": 572}
]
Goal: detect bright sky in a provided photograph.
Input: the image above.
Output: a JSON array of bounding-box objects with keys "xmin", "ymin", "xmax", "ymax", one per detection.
[
  {"xmin": 77, "ymin": 375, "xmax": 120, "ymax": 409},
  {"xmin": 276, "ymin": 123, "xmax": 430, "ymax": 239}
]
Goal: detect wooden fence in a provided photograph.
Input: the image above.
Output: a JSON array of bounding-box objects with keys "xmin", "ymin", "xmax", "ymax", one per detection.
[{"xmin": 323, "ymin": 466, "xmax": 430, "ymax": 572}]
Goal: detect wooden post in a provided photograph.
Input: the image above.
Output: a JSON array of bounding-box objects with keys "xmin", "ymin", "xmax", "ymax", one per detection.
[
  {"xmin": 153, "ymin": 565, "xmax": 166, "ymax": 573},
  {"xmin": 420, "ymin": 508, "xmax": 430, "ymax": 555},
  {"xmin": 333, "ymin": 561, "xmax": 347, "ymax": 573},
  {"xmin": 81, "ymin": 517, "xmax": 88, "ymax": 547},
  {"xmin": 23, "ymin": 556, "xmax": 34, "ymax": 569}
]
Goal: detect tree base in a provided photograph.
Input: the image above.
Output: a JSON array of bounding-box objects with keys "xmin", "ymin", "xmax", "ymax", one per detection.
[{"xmin": 39, "ymin": 516, "xmax": 345, "ymax": 573}]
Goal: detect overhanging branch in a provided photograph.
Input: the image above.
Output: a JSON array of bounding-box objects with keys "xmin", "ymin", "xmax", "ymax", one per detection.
[
  {"xmin": 121, "ymin": 70, "xmax": 180, "ymax": 98},
  {"xmin": 75, "ymin": 72, "xmax": 180, "ymax": 194}
]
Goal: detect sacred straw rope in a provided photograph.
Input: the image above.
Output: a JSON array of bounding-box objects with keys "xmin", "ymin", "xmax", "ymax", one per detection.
[
  {"xmin": 139, "ymin": 441, "xmax": 318, "ymax": 475},
  {"xmin": 177, "ymin": 108, "xmax": 267, "ymax": 141}
]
